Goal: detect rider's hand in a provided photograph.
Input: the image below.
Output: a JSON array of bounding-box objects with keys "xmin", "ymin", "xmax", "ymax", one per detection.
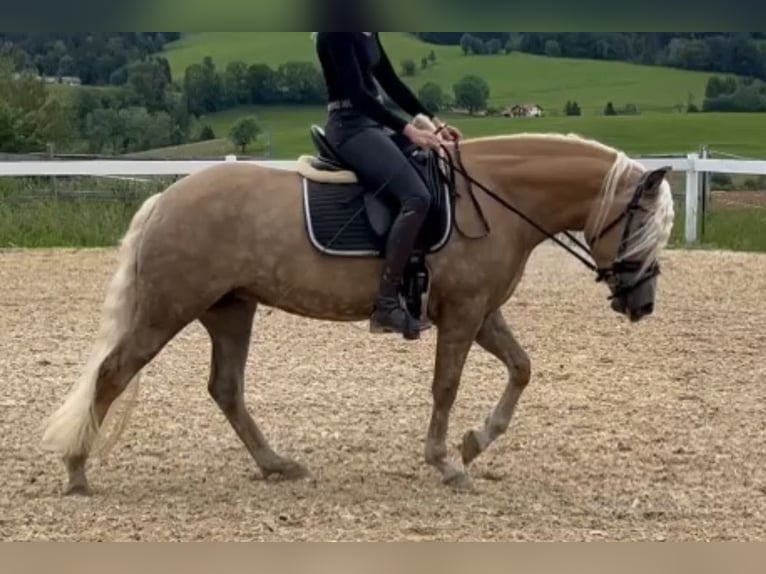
[
  {"xmin": 439, "ymin": 124, "xmax": 463, "ymax": 142},
  {"xmin": 434, "ymin": 119, "xmax": 463, "ymax": 142},
  {"xmin": 403, "ymin": 124, "xmax": 442, "ymax": 151}
]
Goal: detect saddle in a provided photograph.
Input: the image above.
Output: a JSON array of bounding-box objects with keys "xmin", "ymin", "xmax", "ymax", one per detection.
[{"xmin": 298, "ymin": 125, "xmax": 456, "ymax": 323}]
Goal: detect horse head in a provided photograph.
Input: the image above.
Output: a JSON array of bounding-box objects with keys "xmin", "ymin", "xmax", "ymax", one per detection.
[{"xmin": 585, "ymin": 157, "xmax": 675, "ymax": 323}]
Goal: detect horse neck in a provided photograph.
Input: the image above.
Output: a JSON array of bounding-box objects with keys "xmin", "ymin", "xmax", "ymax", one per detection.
[{"xmin": 455, "ymin": 136, "xmax": 638, "ymax": 241}]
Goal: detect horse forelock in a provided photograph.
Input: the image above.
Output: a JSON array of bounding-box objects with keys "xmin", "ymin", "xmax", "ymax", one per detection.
[{"xmin": 588, "ymin": 151, "xmax": 675, "ymax": 272}]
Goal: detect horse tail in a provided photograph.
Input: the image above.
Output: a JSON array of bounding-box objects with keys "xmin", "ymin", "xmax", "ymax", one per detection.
[{"xmin": 41, "ymin": 193, "xmax": 162, "ymax": 460}]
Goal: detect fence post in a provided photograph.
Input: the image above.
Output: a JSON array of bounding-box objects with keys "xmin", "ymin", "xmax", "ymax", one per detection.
[{"xmin": 685, "ymin": 153, "xmax": 700, "ymax": 245}]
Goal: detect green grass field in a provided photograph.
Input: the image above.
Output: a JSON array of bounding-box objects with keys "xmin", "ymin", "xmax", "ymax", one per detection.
[
  {"xmin": 152, "ymin": 106, "xmax": 766, "ymax": 160},
  {"xmin": 162, "ymin": 32, "xmax": 711, "ymax": 116}
]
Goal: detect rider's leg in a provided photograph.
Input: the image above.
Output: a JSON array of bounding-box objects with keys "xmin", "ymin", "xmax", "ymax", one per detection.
[{"xmin": 333, "ymin": 124, "xmax": 433, "ymax": 339}]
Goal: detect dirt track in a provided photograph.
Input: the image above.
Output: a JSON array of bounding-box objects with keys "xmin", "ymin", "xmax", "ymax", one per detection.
[{"xmin": 2, "ymin": 244, "xmax": 766, "ymax": 541}]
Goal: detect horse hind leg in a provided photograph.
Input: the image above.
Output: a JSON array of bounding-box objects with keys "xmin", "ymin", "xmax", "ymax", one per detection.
[
  {"xmin": 56, "ymin": 330, "xmax": 172, "ymax": 496},
  {"xmin": 41, "ymin": 192, "xmax": 184, "ymax": 496},
  {"xmin": 201, "ymin": 294, "xmax": 308, "ymax": 481}
]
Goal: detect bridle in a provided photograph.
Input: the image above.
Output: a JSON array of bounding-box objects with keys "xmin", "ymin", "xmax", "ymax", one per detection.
[{"xmin": 435, "ymin": 141, "xmax": 668, "ymax": 302}]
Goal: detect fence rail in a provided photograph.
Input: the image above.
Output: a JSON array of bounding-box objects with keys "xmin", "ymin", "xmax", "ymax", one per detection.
[{"xmin": 3, "ymin": 153, "xmax": 766, "ymax": 245}]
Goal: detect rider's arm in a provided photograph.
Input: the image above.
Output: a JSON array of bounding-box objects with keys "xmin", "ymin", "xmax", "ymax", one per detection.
[
  {"xmin": 372, "ymin": 34, "xmax": 436, "ymax": 121},
  {"xmin": 323, "ymin": 33, "xmax": 410, "ymax": 134}
]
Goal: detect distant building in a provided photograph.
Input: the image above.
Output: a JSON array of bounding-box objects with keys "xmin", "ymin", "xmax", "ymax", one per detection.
[
  {"xmin": 11, "ymin": 73, "xmax": 82, "ymax": 86},
  {"xmin": 503, "ymin": 104, "xmax": 544, "ymax": 118}
]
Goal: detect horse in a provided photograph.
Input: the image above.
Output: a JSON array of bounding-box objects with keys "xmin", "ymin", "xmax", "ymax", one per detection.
[{"xmin": 40, "ymin": 116, "xmax": 675, "ymax": 495}]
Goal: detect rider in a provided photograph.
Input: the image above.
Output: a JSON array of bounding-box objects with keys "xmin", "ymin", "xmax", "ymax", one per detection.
[{"xmin": 315, "ymin": 32, "xmax": 462, "ymax": 339}]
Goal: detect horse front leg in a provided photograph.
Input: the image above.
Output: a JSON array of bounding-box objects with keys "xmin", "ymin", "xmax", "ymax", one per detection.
[
  {"xmin": 461, "ymin": 309, "xmax": 531, "ymax": 468},
  {"xmin": 424, "ymin": 306, "xmax": 484, "ymax": 491}
]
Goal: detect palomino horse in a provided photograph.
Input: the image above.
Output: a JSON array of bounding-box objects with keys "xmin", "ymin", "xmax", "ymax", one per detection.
[{"xmin": 41, "ymin": 117, "xmax": 675, "ymax": 495}]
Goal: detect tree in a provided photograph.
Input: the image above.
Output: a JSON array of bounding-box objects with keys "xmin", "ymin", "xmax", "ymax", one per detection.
[
  {"xmin": 604, "ymin": 101, "xmax": 617, "ymax": 116},
  {"xmin": 428, "ymin": 50, "xmax": 437, "ymax": 64},
  {"xmin": 199, "ymin": 125, "xmax": 216, "ymax": 141},
  {"xmin": 706, "ymin": 75, "xmax": 738, "ymax": 98},
  {"xmin": 545, "ymin": 40, "xmax": 562, "ymax": 58},
  {"xmin": 418, "ymin": 82, "xmax": 445, "ymax": 114},
  {"xmin": 126, "ymin": 57, "xmax": 171, "ymax": 112},
  {"xmin": 183, "ymin": 57, "xmax": 224, "ymax": 116},
  {"xmin": 460, "ymin": 33, "xmax": 473, "ymax": 55},
  {"xmin": 247, "ymin": 63, "xmax": 279, "ymax": 104},
  {"xmin": 83, "ymin": 107, "xmax": 125, "ymax": 153},
  {"xmin": 228, "ymin": 116, "xmax": 262, "ymax": 153},
  {"xmin": 487, "ymin": 39, "xmax": 503, "ymax": 55},
  {"xmin": 564, "ymin": 100, "xmax": 582, "ymax": 116},
  {"xmin": 453, "ymin": 75, "xmax": 490, "ymax": 114},
  {"xmin": 421, "ymin": 57, "xmax": 429, "ymax": 70},
  {"xmin": 401, "ymin": 59, "xmax": 417, "ymax": 76},
  {"xmin": 277, "ymin": 61, "xmax": 326, "ymax": 104},
  {"xmin": 223, "ymin": 61, "xmax": 250, "ymax": 106}
]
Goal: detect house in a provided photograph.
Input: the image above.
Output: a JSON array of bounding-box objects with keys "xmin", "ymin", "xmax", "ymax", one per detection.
[{"xmin": 503, "ymin": 104, "xmax": 544, "ymax": 118}]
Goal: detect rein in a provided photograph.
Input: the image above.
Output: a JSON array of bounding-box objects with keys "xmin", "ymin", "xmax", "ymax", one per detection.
[{"xmin": 436, "ymin": 141, "xmax": 661, "ymax": 299}]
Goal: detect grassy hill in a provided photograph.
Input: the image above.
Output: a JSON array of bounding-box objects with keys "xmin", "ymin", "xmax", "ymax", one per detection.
[
  {"xmin": 154, "ymin": 33, "xmax": 766, "ymax": 161},
  {"xmin": 132, "ymin": 106, "xmax": 766, "ymax": 160},
  {"xmin": 162, "ymin": 32, "xmax": 712, "ymax": 115}
]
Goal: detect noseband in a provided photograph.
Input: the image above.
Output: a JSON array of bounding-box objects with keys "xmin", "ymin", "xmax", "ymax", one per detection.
[
  {"xmin": 437, "ymin": 142, "xmax": 666, "ymax": 301},
  {"xmin": 587, "ymin": 173, "xmax": 663, "ymax": 301}
]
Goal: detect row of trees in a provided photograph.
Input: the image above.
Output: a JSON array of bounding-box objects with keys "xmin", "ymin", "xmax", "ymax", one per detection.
[
  {"xmin": 0, "ymin": 55, "xmax": 195, "ymax": 155},
  {"xmin": 702, "ymin": 75, "xmax": 766, "ymax": 112},
  {"xmin": 440, "ymin": 33, "xmax": 766, "ymax": 81},
  {"xmin": 183, "ymin": 57, "xmax": 327, "ymax": 115},
  {"xmin": 0, "ymin": 33, "xmax": 178, "ymax": 85}
]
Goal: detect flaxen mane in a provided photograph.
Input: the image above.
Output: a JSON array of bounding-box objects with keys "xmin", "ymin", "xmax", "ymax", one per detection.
[{"xmin": 464, "ymin": 131, "xmax": 675, "ymax": 270}]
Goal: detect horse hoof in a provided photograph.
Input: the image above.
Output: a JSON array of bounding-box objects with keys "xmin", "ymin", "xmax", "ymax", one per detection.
[
  {"xmin": 461, "ymin": 430, "xmax": 484, "ymax": 466},
  {"xmin": 443, "ymin": 471, "xmax": 474, "ymax": 493},
  {"xmin": 64, "ymin": 482, "xmax": 93, "ymax": 497},
  {"xmin": 265, "ymin": 460, "xmax": 310, "ymax": 481}
]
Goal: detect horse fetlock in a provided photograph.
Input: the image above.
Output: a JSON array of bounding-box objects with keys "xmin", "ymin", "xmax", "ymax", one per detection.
[{"xmin": 424, "ymin": 440, "xmax": 448, "ymax": 466}]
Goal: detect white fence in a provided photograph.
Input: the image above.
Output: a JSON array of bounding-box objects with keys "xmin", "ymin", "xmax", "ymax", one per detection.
[{"xmin": 3, "ymin": 154, "xmax": 766, "ymax": 245}]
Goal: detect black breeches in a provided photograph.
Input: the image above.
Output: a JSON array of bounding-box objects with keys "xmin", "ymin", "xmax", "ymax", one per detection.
[{"xmin": 325, "ymin": 111, "xmax": 432, "ymax": 223}]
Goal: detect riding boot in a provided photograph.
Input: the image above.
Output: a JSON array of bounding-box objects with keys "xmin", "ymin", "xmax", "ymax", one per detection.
[{"xmin": 370, "ymin": 208, "xmax": 431, "ymax": 340}]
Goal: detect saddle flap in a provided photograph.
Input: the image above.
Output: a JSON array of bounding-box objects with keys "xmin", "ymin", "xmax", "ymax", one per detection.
[{"xmin": 363, "ymin": 193, "xmax": 393, "ymax": 238}]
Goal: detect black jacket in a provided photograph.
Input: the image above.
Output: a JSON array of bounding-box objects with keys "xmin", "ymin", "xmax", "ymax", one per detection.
[{"xmin": 316, "ymin": 32, "xmax": 434, "ymax": 133}]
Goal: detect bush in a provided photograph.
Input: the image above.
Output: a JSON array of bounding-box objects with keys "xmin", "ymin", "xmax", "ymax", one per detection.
[
  {"xmin": 198, "ymin": 125, "xmax": 216, "ymax": 141},
  {"xmin": 711, "ymin": 173, "xmax": 733, "ymax": 190}
]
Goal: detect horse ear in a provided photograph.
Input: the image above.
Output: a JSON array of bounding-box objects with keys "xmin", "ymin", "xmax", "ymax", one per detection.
[{"xmin": 643, "ymin": 166, "xmax": 671, "ymax": 197}]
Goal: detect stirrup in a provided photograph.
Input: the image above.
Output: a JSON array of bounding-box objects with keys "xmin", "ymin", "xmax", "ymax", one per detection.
[{"xmin": 369, "ymin": 305, "xmax": 430, "ymax": 341}]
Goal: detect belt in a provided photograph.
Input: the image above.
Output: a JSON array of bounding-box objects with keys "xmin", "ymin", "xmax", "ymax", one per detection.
[
  {"xmin": 328, "ymin": 95, "xmax": 383, "ymax": 112},
  {"xmin": 327, "ymin": 99, "xmax": 354, "ymax": 111}
]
